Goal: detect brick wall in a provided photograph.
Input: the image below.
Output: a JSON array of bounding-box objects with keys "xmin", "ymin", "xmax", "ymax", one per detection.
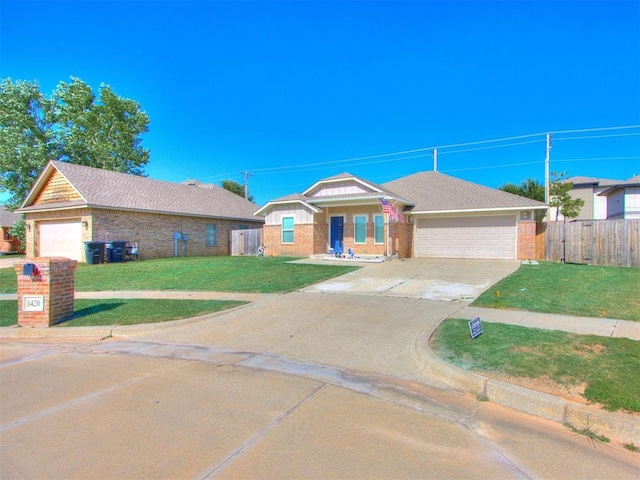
[
  {"xmin": 25, "ymin": 208, "xmax": 262, "ymax": 260},
  {"xmin": 14, "ymin": 257, "xmax": 77, "ymax": 327},
  {"xmin": 261, "ymin": 204, "xmax": 416, "ymax": 258},
  {"xmin": 263, "ymin": 223, "xmax": 316, "ymax": 257},
  {"xmin": 517, "ymin": 221, "xmax": 537, "ymax": 260},
  {"xmin": 390, "ymin": 222, "xmax": 413, "ymax": 258}
]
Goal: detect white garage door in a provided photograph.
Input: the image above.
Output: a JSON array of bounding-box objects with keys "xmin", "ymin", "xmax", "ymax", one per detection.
[
  {"xmin": 415, "ymin": 215, "xmax": 516, "ymax": 259},
  {"xmin": 39, "ymin": 221, "xmax": 83, "ymax": 261}
]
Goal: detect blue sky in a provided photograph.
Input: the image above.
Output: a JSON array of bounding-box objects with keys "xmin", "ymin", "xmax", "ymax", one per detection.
[{"xmin": 2, "ymin": 0, "xmax": 639, "ymax": 205}]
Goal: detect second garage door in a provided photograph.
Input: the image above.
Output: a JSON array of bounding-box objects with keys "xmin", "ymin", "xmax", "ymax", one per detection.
[
  {"xmin": 39, "ymin": 221, "xmax": 83, "ymax": 261},
  {"xmin": 415, "ymin": 215, "xmax": 516, "ymax": 259}
]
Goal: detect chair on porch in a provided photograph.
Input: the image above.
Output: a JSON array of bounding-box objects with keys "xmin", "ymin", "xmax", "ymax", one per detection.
[{"xmin": 334, "ymin": 240, "xmax": 343, "ymax": 257}]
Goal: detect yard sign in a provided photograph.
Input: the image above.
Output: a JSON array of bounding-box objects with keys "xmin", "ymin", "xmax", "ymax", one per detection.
[{"xmin": 468, "ymin": 317, "xmax": 483, "ymax": 339}]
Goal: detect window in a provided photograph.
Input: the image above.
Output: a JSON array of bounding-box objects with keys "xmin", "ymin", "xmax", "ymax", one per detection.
[
  {"xmin": 282, "ymin": 216, "xmax": 294, "ymax": 243},
  {"xmin": 374, "ymin": 215, "xmax": 384, "ymax": 244},
  {"xmin": 354, "ymin": 215, "xmax": 367, "ymax": 244},
  {"xmin": 206, "ymin": 224, "xmax": 218, "ymax": 246}
]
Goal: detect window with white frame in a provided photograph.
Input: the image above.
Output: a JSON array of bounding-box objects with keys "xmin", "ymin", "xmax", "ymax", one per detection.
[
  {"xmin": 354, "ymin": 215, "xmax": 367, "ymax": 244},
  {"xmin": 206, "ymin": 224, "xmax": 218, "ymax": 246},
  {"xmin": 282, "ymin": 216, "xmax": 294, "ymax": 243},
  {"xmin": 374, "ymin": 214, "xmax": 384, "ymax": 244}
]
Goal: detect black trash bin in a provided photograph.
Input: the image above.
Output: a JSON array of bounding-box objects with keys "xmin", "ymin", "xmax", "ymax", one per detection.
[
  {"xmin": 84, "ymin": 242, "xmax": 105, "ymax": 265},
  {"xmin": 106, "ymin": 241, "xmax": 126, "ymax": 263}
]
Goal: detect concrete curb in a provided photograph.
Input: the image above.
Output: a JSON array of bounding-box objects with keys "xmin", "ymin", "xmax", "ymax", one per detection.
[
  {"xmin": 0, "ymin": 303, "xmax": 254, "ymax": 342},
  {"xmin": 418, "ymin": 320, "xmax": 640, "ymax": 445},
  {"xmin": 2, "ymin": 294, "xmax": 639, "ymax": 445}
]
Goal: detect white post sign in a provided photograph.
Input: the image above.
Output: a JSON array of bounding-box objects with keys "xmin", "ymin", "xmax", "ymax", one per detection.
[{"xmin": 23, "ymin": 295, "xmax": 45, "ymax": 312}]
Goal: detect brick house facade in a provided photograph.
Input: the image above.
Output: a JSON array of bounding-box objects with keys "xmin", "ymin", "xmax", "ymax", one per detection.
[
  {"xmin": 256, "ymin": 172, "xmax": 547, "ymax": 260},
  {"xmin": 17, "ymin": 161, "xmax": 263, "ymax": 262}
]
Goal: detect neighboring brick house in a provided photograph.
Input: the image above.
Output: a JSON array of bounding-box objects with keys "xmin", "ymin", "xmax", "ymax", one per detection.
[
  {"xmin": 255, "ymin": 171, "xmax": 547, "ymax": 260},
  {"xmin": 16, "ymin": 161, "xmax": 263, "ymax": 262},
  {"xmin": 0, "ymin": 206, "xmax": 23, "ymax": 253}
]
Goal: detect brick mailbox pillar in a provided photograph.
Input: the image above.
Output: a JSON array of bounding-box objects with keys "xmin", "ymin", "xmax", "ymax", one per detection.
[{"xmin": 14, "ymin": 257, "xmax": 78, "ymax": 327}]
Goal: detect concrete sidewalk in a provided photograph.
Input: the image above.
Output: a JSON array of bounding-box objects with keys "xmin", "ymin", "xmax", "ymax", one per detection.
[{"xmin": 454, "ymin": 305, "xmax": 640, "ymax": 340}]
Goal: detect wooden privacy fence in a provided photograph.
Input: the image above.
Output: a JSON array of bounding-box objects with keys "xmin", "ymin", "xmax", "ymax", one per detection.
[
  {"xmin": 545, "ymin": 219, "xmax": 640, "ymax": 267},
  {"xmin": 229, "ymin": 229, "xmax": 263, "ymax": 256}
]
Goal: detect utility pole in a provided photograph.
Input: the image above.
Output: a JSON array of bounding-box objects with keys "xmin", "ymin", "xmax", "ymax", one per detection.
[
  {"xmin": 433, "ymin": 148, "xmax": 438, "ymax": 172},
  {"xmin": 241, "ymin": 171, "xmax": 253, "ymax": 200},
  {"xmin": 544, "ymin": 134, "xmax": 551, "ymax": 204}
]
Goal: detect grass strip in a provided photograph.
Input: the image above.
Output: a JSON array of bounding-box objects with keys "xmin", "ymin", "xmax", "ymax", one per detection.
[
  {"xmin": 473, "ymin": 262, "xmax": 640, "ymax": 321},
  {"xmin": 0, "ymin": 256, "xmax": 358, "ymax": 294},
  {"xmin": 0, "ymin": 299, "xmax": 245, "ymax": 327},
  {"xmin": 431, "ymin": 318, "xmax": 640, "ymax": 412}
]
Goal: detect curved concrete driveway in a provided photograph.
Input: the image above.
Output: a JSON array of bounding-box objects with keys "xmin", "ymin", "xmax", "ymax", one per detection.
[{"xmin": 300, "ymin": 258, "xmax": 520, "ymax": 301}]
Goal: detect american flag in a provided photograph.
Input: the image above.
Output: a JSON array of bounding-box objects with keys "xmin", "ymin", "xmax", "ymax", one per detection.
[{"xmin": 379, "ymin": 198, "xmax": 405, "ymax": 223}]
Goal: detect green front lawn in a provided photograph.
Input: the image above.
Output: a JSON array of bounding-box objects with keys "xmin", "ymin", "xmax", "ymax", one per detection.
[
  {"xmin": 0, "ymin": 298, "xmax": 246, "ymax": 327},
  {"xmin": 0, "ymin": 256, "xmax": 359, "ymax": 294},
  {"xmin": 0, "ymin": 256, "xmax": 357, "ymax": 327},
  {"xmin": 473, "ymin": 262, "xmax": 640, "ymax": 321},
  {"xmin": 432, "ymin": 318, "xmax": 640, "ymax": 413}
]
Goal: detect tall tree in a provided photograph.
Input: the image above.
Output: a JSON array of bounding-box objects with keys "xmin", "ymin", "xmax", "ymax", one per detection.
[
  {"xmin": 0, "ymin": 77, "xmax": 150, "ymax": 210},
  {"xmin": 499, "ymin": 178, "xmax": 545, "ymax": 201},
  {"xmin": 221, "ymin": 179, "xmax": 254, "ymax": 202},
  {"xmin": 549, "ymin": 171, "xmax": 584, "ymax": 221},
  {"xmin": 499, "ymin": 178, "xmax": 546, "ymax": 222}
]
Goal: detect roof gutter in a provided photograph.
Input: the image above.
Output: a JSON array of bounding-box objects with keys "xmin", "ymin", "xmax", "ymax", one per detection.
[
  {"xmin": 254, "ymin": 199, "xmax": 323, "ymax": 217},
  {"xmin": 410, "ymin": 205, "xmax": 548, "ymax": 215},
  {"xmin": 18, "ymin": 203, "xmax": 264, "ymax": 223}
]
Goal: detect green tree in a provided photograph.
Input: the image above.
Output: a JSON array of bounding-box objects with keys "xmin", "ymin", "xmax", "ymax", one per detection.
[
  {"xmin": 549, "ymin": 171, "xmax": 584, "ymax": 221},
  {"xmin": 499, "ymin": 178, "xmax": 546, "ymax": 222},
  {"xmin": 221, "ymin": 179, "xmax": 254, "ymax": 202},
  {"xmin": 0, "ymin": 77, "xmax": 150, "ymax": 209},
  {"xmin": 9, "ymin": 219, "xmax": 25, "ymax": 252}
]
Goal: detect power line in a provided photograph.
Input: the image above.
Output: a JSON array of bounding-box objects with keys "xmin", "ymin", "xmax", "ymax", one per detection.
[
  {"xmin": 550, "ymin": 125, "xmax": 640, "ymax": 135},
  {"xmin": 442, "ymin": 160, "xmax": 542, "ymax": 173},
  {"xmin": 438, "ymin": 139, "xmax": 544, "ymax": 156},
  {"xmin": 554, "ymin": 155, "xmax": 640, "ymax": 162},
  {"xmin": 247, "ymin": 124, "xmax": 640, "ymax": 175},
  {"xmin": 196, "ymin": 124, "xmax": 640, "ymax": 180},
  {"xmin": 248, "ymin": 147, "xmax": 432, "ymax": 174},
  {"xmin": 554, "ymin": 132, "xmax": 640, "ymax": 141}
]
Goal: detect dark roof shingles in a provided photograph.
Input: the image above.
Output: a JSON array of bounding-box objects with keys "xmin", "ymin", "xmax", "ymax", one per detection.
[
  {"xmin": 44, "ymin": 161, "xmax": 262, "ymax": 221},
  {"xmin": 382, "ymin": 171, "xmax": 546, "ymax": 212}
]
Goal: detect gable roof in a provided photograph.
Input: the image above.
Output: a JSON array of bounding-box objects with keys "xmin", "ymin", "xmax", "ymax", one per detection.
[
  {"xmin": 597, "ymin": 175, "xmax": 640, "ymax": 196},
  {"xmin": 256, "ymin": 170, "xmax": 546, "ymax": 217},
  {"xmin": 254, "ymin": 172, "xmax": 413, "ymax": 216},
  {"xmin": 0, "ymin": 206, "xmax": 22, "ymax": 228},
  {"xmin": 382, "ymin": 171, "xmax": 547, "ymax": 213},
  {"xmin": 18, "ymin": 161, "xmax": 263, "ymax": 222},
  {"xmin": 302, "ymin": 172, "xmax": 408, "ymax": 200},
  {"xmin": 565, "ymin": 176, "xmax": 623, "ymax": 187}
]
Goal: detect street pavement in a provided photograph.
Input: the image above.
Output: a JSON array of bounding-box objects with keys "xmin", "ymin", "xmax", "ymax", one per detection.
[{"xmin": 1, "ymin": 258, "xmax": 640, "ymax": 478}]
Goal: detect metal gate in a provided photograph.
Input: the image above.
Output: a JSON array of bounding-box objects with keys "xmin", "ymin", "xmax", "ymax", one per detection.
[{"xmin": 229, "ymin": 229, "xmax": 263, "ymax": 256}]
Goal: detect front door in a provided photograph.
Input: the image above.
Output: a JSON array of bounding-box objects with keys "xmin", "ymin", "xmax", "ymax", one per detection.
[{"xmin": 330, "ymin": 216, "xmax": 344, "ymax": 252}]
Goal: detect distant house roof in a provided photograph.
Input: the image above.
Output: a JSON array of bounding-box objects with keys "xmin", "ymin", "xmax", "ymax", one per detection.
[
  {"xmin": 565, "ymin": 176, "xmax": 623, "ymax": 187},
  {"xmin": 597, "ymin": 175, "xmax": 640, "ymax": 196},
  {"xmin": 382, "ymin": 171, "xmax": 546, "ymax": 213},
  {"xmin": 0, "ymin": 206, "xmax": 22, "ymax": 228},
  {"xmin": 17, "ymin": 161, "xmax": 263, "ymax": 223},
  {"xmin": 624, "ymin": 175, "xmax": 640, "ymax": 184}
]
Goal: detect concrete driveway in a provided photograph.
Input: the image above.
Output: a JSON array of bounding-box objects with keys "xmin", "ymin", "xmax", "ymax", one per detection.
[{"xmin": 301, "ymin": 258, "xmax": 520, "ymax": 301}]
